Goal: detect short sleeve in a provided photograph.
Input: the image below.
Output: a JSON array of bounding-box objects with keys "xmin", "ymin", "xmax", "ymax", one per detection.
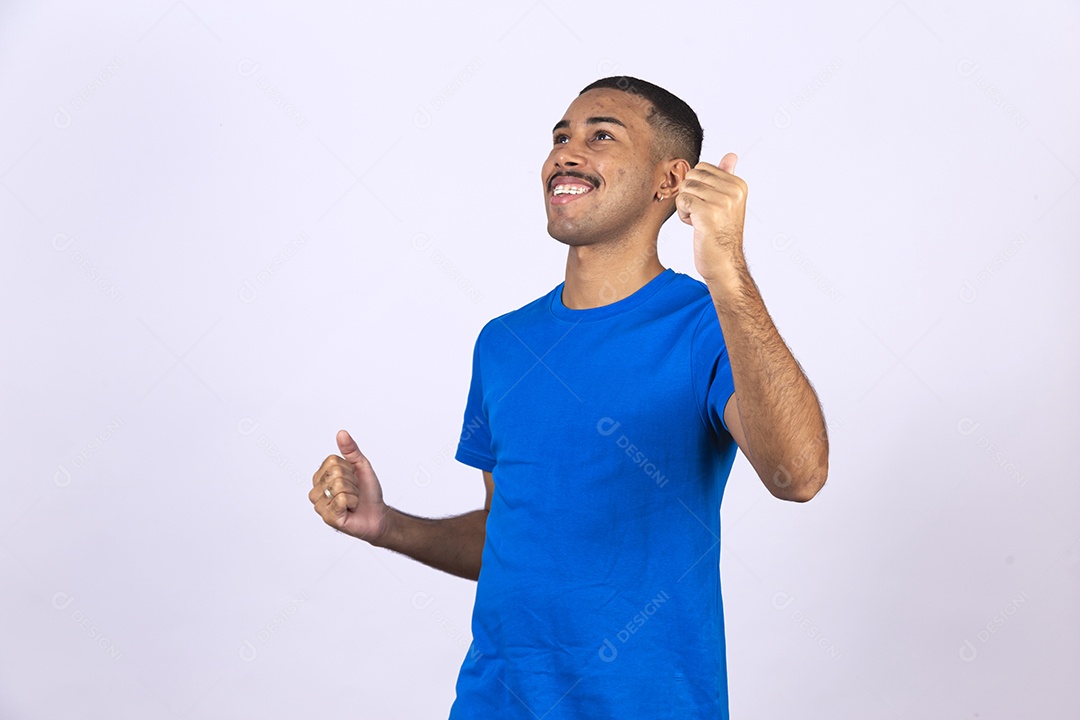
[
  {"xmin": 455, "ymin": 325, "xmax": 496, "ymax": 471},
  {"xmin": 690, "ymin": 303, "xmax": 736, "ymax": 440}
]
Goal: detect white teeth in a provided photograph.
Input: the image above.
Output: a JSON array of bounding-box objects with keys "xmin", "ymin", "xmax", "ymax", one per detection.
[{"xmin": 553, "ymin": 185, "xmax": 591, "ymax": 195}]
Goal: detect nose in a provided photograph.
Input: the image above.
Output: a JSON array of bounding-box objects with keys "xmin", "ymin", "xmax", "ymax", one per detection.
[
  {"xmin": 556, "ymin": 152, "xmax": 580, "ymax": 167},
  {"xmin": 554, "ymin": 136, "xmax": 586, "ymax": 168}
]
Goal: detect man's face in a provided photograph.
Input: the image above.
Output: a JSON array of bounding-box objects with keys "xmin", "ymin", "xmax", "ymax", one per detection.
[{"xmin": 542, "ymin": 88, "xmax": 662, "ymax": 246}]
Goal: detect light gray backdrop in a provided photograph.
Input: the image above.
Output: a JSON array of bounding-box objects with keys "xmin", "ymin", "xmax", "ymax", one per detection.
[{"xmin": 2, "ymin": 1, "xmax": 1077, "ymax": 718}]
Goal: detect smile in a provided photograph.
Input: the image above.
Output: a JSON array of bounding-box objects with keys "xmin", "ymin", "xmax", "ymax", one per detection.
[
  {"xmin": 552, "ymin": 185, "xmax": 592, "ymax": 196},
  {"xmin": 549, "ymin": 178, "xmax": 595, "ymax": 205}
]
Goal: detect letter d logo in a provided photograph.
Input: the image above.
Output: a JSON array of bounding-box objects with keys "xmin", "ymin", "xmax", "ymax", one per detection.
[
  {"xmin": 239, "ymin": 639, "xmax": 258, "ymax": 662},
  {"xmin": 771, "ymin": 591, "xmax": 795, "ymax": 611},
  {"xmin": 54, "ymin": 106, "xmax": 72, "ymax": 129},
  {"xmin": 52, "ymin": 591, "xmax": 75, "ymax": 610},
  {"xmin": 596, "ymin": 417, "xmax": 621, "ymax": 437},
  {"xmin": 236, "ymin": 59, "xmax": 260, "ymax": 78}
]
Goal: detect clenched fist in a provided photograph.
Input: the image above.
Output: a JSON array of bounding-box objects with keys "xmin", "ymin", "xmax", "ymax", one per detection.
[
  {"xmin": 309, "ymin": 429, "xmax": 391, "ymax": 544},
  {"xmin": 674, "ymin": 152, "xmax": 748, "ymax": 283}
]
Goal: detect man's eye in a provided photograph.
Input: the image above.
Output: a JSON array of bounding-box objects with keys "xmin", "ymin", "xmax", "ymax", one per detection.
[{"xmin": 553, "ymin": 131, "xmax": 613, "ymax": 144}]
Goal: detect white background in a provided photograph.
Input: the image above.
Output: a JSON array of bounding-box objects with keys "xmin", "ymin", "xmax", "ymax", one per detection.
[{"xmin": 2, "ymin": 1, "xmax": 1077, "ymax": 718}]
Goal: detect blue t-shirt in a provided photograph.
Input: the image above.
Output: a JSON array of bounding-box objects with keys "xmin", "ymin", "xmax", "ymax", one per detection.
[{"xmin": 449, "ymin": 267, "xmax": 738, "ymax": 720}]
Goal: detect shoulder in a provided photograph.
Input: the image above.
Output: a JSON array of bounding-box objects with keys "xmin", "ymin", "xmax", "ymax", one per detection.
[
  {"xmin": 475, "ymin": 281, "xmax": 561, "ymax": 344},
  {"xmin": 663, "ymin": 271, "xmax": 718, "ymax": 329},
  {"xmin": 671, "ymin": 269, "xmax": 711, "ymax": 295},
  {"xmin": 673, "ymin": 274, "xmax": 729, "ymax": 357}
]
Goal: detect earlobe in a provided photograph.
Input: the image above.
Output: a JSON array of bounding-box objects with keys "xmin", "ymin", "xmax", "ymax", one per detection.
[{"xmin": 657, "ymin": 178, "xmax": 679, "ymax": 202}]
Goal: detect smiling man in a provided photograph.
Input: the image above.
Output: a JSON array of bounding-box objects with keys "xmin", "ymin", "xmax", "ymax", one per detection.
[{"xmin": 310, "ymin": 76, "xmax": 829, "ymax": 719}]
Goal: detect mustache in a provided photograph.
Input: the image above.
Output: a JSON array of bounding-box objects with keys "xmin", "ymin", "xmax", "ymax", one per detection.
[{"xmin": 549, "ymin": 171, "xmax": 599, "ymax": 190}]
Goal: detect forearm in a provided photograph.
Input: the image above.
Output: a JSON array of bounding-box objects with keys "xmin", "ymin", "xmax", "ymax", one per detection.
[
  {"xmin": 706, "ymin": 259, "xmax": 829, "ymax": 500},
  {"xmin": 371, "ymin": 506, "xmax": 488, "ymax": 581}
]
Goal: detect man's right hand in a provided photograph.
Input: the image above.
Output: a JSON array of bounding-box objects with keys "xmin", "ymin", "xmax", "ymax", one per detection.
[{"xmin": 309, "ymin": 430, "xmax": 392, "ymax": 544}]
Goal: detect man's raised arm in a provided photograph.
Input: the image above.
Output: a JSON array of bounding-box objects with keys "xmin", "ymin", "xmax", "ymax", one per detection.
[{"xmin": 674, "ymin": 152, "xmax": 829, "ymax": 501}]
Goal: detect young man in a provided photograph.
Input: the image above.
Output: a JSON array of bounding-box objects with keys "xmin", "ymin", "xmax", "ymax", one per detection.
[{"xmin": 310, "ymin": 76, "xmax": 829, "ymax": 719}]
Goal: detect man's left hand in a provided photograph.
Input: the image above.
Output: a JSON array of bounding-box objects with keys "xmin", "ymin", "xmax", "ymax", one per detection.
[{"xmin": 675, "ymin": 152, "xmax": 747, "ymax": 283}]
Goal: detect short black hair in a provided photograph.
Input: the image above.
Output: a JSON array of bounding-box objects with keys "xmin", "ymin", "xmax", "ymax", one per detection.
[{"xmin": 578, "ymin": 76, "xmax": 703, "ymax": 167}]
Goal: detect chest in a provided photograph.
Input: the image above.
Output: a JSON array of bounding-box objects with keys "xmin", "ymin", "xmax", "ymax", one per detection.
[{"xmin": 481, "ymin": 319, "xmax": 700, "ymax": 467}]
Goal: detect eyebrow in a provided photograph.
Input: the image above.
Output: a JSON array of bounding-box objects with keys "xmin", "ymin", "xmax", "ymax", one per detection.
[{"xmin": 552, "ymin": 116, "xmax": 628, "ymax": 134}]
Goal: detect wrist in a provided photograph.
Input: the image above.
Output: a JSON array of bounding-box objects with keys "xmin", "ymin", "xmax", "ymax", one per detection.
[
  {"xmin": 702, "ymin": 256, "xmax": 750, "ymax": 296},
  {"xmin": 368, "ymin": 504, "xmax": 399, "ymax": 548}
]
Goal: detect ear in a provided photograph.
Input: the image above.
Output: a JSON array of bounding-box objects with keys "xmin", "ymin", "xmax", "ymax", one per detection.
[{"xmin": 656, "ymin": 158, "xmax": 691, "ymax": 201}]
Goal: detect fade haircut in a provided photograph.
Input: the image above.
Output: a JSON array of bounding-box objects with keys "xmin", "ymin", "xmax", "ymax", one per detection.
[{"xmin": 578, "ymin": 76, "xmax": 703, "ymax": 168}]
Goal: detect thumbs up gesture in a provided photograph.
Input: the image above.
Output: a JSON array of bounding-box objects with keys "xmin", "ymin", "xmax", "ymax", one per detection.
[
  {"xmin": 309, "ymin": 430, "xmax": 391, "ymax": 544},
  {"xmin": 674, "ymin": 152, "xmax": 748, "ymax": 284}
]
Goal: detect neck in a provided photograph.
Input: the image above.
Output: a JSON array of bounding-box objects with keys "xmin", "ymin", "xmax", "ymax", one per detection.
[{"xmin": 560, "ymin": 238, "xmax": 665, "ymax": 310}]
